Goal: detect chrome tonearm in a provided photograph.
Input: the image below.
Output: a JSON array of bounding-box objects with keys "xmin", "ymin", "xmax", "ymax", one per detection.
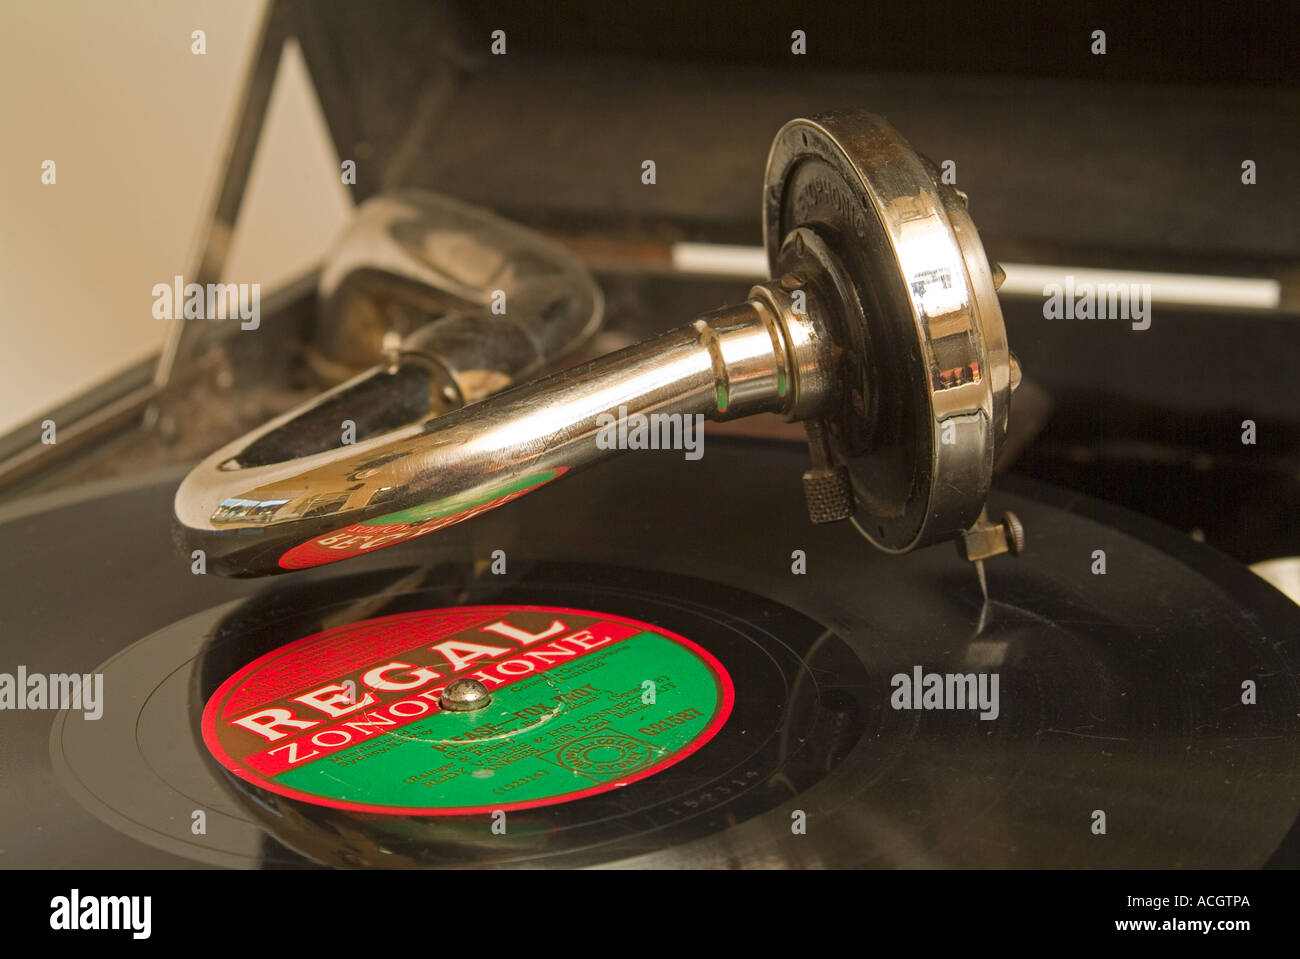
[{"xmin": 174, "ymin": 113, "xmax": 1020, "ymax": 576}]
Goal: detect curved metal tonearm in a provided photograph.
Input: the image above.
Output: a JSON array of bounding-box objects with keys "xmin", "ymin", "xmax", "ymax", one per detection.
[{"xmin": 175, "ymin": 113, "xmax": 1020, "ymax": 576}]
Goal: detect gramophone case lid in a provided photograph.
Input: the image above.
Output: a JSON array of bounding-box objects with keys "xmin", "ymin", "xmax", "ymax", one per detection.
[{"xmin": 284, "ymin": 0, "xmax": 1298, "ymax": 259}]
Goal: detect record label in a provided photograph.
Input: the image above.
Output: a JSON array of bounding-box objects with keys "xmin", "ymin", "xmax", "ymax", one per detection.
[
  {"xmin": 201, "ymin": 604, "xmax": 733, "ymax": 814},
  {"xmin": 277, "ymin": 469, "xmax": 566, "ymax": 570}
]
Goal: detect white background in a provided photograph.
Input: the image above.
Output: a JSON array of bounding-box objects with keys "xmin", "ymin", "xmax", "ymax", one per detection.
[{"xmin": 0, "ymin": 0, "xmax": 351, "ymax": 433}]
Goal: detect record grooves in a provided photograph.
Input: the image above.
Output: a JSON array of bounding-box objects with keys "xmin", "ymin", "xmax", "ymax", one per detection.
[{"xmin": 5, "ymin": 440, "xmax": 1300, "ymax": 868}]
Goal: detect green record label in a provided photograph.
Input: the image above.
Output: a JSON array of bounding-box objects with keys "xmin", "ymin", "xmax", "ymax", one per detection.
[{"xmin": 202, "ymin": 605, "xmax": 733, "ymax": 814}]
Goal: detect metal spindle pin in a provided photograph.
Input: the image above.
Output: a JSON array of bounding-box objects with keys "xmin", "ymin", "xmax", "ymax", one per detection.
[{"xmin": 439, "ymin": 678, "xmax": 492, "ymax": 712}]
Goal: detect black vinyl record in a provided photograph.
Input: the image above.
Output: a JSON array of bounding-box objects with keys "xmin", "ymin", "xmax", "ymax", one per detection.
[{"xmin": 4, "ymin": 437, "xmax": 1300, "ymax": 868}]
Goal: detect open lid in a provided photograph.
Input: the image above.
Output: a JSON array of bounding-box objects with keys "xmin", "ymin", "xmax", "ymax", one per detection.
[{"xmin": 266, "ymin": 0, "xmax": 1299, "ymax": 268}]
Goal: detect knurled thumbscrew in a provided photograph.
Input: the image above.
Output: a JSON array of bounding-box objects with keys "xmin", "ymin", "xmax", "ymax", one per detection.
[{"xmin": 802, "ymin": 418, "xmax": 853, "ymax": 524}]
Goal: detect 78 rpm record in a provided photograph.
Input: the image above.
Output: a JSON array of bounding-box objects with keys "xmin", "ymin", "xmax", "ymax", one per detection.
[
  {"xmin": 201, "ymin": 603, "xmax": 741, "ymax": 818},
  {"xmin": 57, "ymin": 564, "xmax": 868, "ymax": 868},
  {"xmin": 5, "ymin": 437, "xmax": 1300, "ymax": 868}
]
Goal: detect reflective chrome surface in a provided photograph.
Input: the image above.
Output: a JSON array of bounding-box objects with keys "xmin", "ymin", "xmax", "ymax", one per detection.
[
  {"xmin": 314, "ymin": 191, "xmax": 603, "ymax": 400},
  {"xmin": 174, "ymin": 288, "xmax": 832, "ymax": 574},
  {"xmin": 764, "ymin": 114, "xmax": 1010, "ymax": 552},
  {"xmin": 175, "ymin": 112, "xmax": 1017, "ymax": 576}
]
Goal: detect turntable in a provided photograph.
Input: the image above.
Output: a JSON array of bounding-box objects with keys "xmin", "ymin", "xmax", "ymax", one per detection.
[{"xmin": 2, "ymin": 0, "xmax": 1299, "ymax": 874}]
